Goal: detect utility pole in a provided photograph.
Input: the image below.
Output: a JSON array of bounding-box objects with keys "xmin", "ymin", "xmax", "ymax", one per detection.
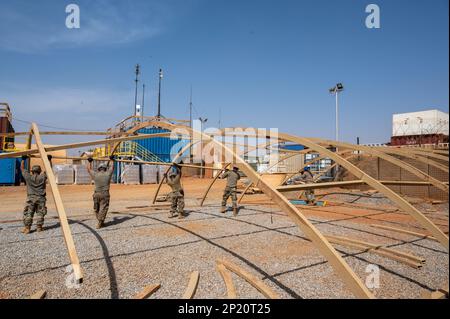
[
  {"xmin": 199, "ymin": 117, "xmax": 208, "ymax": 178},
  {"xmin": 134, "ymin": 64, "xmax": 140, "ymax": 117},
  {"xmin": 329, "ymin": 83, "xmax": 344, "ymax": 178},
  {"xmin": 189, "ymin": 86, "xmax": 193, "ymax": 161},
  {"xmin": 329, "ymin": 83, "xmax": 344, "ymax": 143},
  {"xmin": 141, "ymin": 83, "xmax": 145, "ymax": 122},
  {"xmin": 157, "ymin": 68, "xmax": 163, "ymax": 118}
]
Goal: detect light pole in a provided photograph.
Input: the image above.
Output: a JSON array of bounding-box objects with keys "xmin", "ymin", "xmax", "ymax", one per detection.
[
  {"xmin": 134, "ymin": 64, "xmax": 140, "ymax": 118},
  {"xmin": 329, "ymin": 83, "xmax": 344, "ymax": 178},
  {"xmin": 329, "ymin": 83, "xmax": 344, "ymax": 142},
  {"xmin": 157, "ymin": 68, "xmax": 163, "ymax": 118},
  {"xmin": 198, "ymin": 117, "xmax": 208, "ymax": 178}
]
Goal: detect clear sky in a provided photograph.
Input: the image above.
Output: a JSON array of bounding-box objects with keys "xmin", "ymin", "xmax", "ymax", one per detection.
[{"xmin": 0, "ymin": 0, "xmax": 448, "ymax": 146}]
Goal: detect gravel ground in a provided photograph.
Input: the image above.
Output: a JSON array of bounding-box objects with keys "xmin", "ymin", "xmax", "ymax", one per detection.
[{"xmin": 0, "ymin": 200, "xmax": 448, "ymax": 299}]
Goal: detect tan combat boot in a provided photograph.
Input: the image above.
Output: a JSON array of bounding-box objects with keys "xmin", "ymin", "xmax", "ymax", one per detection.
[
  {"xmin": 96, "ymin": 221, "xmax": 104, "ymax": 229},
  {"xmin": 36, "ymin": 225, "xmax": 44, "ymax": 232},
  {"xmin": 21, "ymin": 226, "xmax": 31, "ymax": 234},
  {"xmin": 233, "ymin": 207, "xmax": 238, "ymax": 216},
  {"xmin": 178, "ymin": 211, "xmax": 185, "ymax": 219},
  {"xmin": 220, "ymin": 206, "xmax": 227, "ymax": 214}
]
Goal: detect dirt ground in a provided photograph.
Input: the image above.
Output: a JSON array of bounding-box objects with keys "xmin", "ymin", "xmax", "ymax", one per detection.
[{"xmin": 0, "ymin": 178, "xmax": 448, "ymax": 299}]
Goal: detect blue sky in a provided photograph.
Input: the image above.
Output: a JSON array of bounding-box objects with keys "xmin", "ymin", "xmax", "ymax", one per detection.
[{"xmin": 0, "ymin": 0, "xmax": 448, "ymax": 146}]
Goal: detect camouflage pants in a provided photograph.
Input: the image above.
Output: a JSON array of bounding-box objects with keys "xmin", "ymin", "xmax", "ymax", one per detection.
[
  {"xmin": 23, "ymin": 195, "xmax": 47, "ymax": 227},
  {"xmin": 305, "ymin": 190, "xmax": 315, "ymax": 203},
  {"xmin": 93, "ymin": 191, "xmax": 110, "ymax": 222},
  {"xmin": 222, "ymin": 186, "xmax": 237, "ymax": 208},
  {"xmin": 169, "ymin": 190, "xmax": 185, "ymax": 215}
]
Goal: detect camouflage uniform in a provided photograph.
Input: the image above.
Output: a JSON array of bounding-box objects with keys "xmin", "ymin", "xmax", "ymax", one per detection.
[
  {"xmin": 221, "ymin": 170, "xmax": 240, "ymax": 210},
  {"xmin": 92, "ymin": 167, "xmax": 114, "ymax": 223},
  {"xmin": 166, "ymin": 166, "xmax": 185, "ymax": 218},
  {"xmin": 297, "ymin": 170, "xmax": 315, "ymax": 204},
  {"xmin": 22, "ymin": 170, "xmax": 48, "ymax": 227}
]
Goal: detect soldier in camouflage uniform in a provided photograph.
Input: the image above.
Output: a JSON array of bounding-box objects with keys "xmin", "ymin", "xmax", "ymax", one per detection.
[
  {"xmin": 20, "ymin": 155, "xmax": 51, "ymax": 234},
  {"xmin": 220, "ymin": 166, "xmax": 241, "ymax": 216},
  {"xmin": 165, "ymin": 163, "xmax": 185, "ymax": 219},
  {"xmin": 87, "ymin": 156, "xmax": 115, "ymax": 229},
  {"xmin": 295, "ymin": 166, "xmax": 316, "ymax": 205}
]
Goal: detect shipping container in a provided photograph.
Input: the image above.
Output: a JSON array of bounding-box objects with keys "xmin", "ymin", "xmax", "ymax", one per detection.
[
  {"xmin": 136, "ymin": 127, "xmax": 189, "ymax": 162},
  {"xmin": 0, "ymin": 157, "xmax": 17, "ymax": 185}
]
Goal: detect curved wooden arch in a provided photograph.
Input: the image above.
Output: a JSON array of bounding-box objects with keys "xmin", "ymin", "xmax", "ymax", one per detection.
[
  {"xmin": 309, "ymin": 139, "xmax": 448, "ymax": 193},
  {"xmin": 152, "ymin": 141, "xmax": 198, "ymax": 204},
  {"xmin": 398, "ymin": 148, "xmax": 449, "ymax": 162},
  {"xmin": 277, "ymin": 134, "xmax": 448, "ymax": 250},
  {"xmin": 7, "ymin": 121, "xmax": 446, "ymax": 298},
  {"xmin": 373, "ymin": 148, "xmax": 449, "ymax": 173},
  {"xmin": 142, "ymin": 123, "xmax": 375, "ymax": 298},
  {"xmin": 282, "ymin": 150, "xmax": 354, "ymax": 185},
  {"xmin": 199, "ymin": 163, "xmax": 231, "ymax": 206},
  {"xmin": 199, "ymin": 139, "xmax": 282, "ymax": 207},
  {"xmin": 237, "ymin": 149, "xmax": 346, "ymax": 205}
]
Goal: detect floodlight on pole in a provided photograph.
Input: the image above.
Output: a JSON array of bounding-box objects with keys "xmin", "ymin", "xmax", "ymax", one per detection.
[
  {"xmin": 157, "ymin": 68, "xmax": 163, "ymax": 118},
  {"xmin": 329, "ymin": 83, "xmax": 344, "ymax": 142}
]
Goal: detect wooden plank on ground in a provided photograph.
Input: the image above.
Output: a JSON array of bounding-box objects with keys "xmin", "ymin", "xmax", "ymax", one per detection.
[
  {"xmin": 134, "ymin": 284, "xmax": 161, "ymax": 299},
  {"xmin": 217, "ymin": 259, "xmax": 279, "ymax": 299},
  {"xmin": 216, "ymin": 263, "xmax": 237, "ymax": 299},
  {"xmin": 370, "ymin": 224, "xmax": 439, "ymax": 242},
  {"xmin": 182, "ymin": 271, "xmax": 200, "ymax": 299},
  {"xmin": 29, "ymin": 290, "xmax": 46, "ymax": 299}
]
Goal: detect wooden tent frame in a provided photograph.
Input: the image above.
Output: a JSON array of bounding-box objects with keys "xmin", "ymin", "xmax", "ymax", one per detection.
[{"xmin": 2, "ymin": 120, "xmax": 447, "ymax": 298}]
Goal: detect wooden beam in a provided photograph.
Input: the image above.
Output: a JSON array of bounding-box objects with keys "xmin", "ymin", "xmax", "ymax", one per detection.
[
  {"xmin": 277, "ymin": 180, "xmax": 449, "ymax": 192},
  {"xmin": 152, "ymin": 141, "xmax": 196, "ymax": 204},
  {"xmin": 217, "ymin": 259, "xmax": 279, "ymax": 299},
  {"xmin": 29, "ymin": 290, "xmax": 47, "ymax": 299},
  {"xmin": 310, "ymin": 139, "xmax": 449, "ymax": 193},
  {"xmin": 0, "ymin": 131, "xmax": 113, "ymax": 137},
  {"xmin": 0, "ymin": 132, "xmax": 175, "ymax": 159},
  {"xmin": 370, "ymin": 224, "xmax": 439, "ymax": 242},
  {"xmin": 216, "ymin": 263, "xmax": 237, "ymax": 298},
  {"xmin": 133, "ymin": 284, "xmax": 161, "ymax": 299},
  {"xmin": 199, "ymin": 163, "xmax": 231, "ymax": 206},
  {"xmin": 182, "ymin": 271, "xmax": 200, "ymax": 299},
  {"xmin": 31, "ymin": 123, "xmax": 83, "ymax": 283},
  {"xmin": 325, "ymin": 235, "xmax": 425, "ymax": 268},
  {"xmin": 375, "ymin": 148, "xmax": 449, "ymax": 173}
]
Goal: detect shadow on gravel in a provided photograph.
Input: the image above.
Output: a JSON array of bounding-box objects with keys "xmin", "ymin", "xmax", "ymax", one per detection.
[
  {"xmin": 76, "ymin": 221, "xmax": 119, "ymax": 299},
  {"xmin": 130, "ymin": 212, "xmax": 305, "ymax": 299}
]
